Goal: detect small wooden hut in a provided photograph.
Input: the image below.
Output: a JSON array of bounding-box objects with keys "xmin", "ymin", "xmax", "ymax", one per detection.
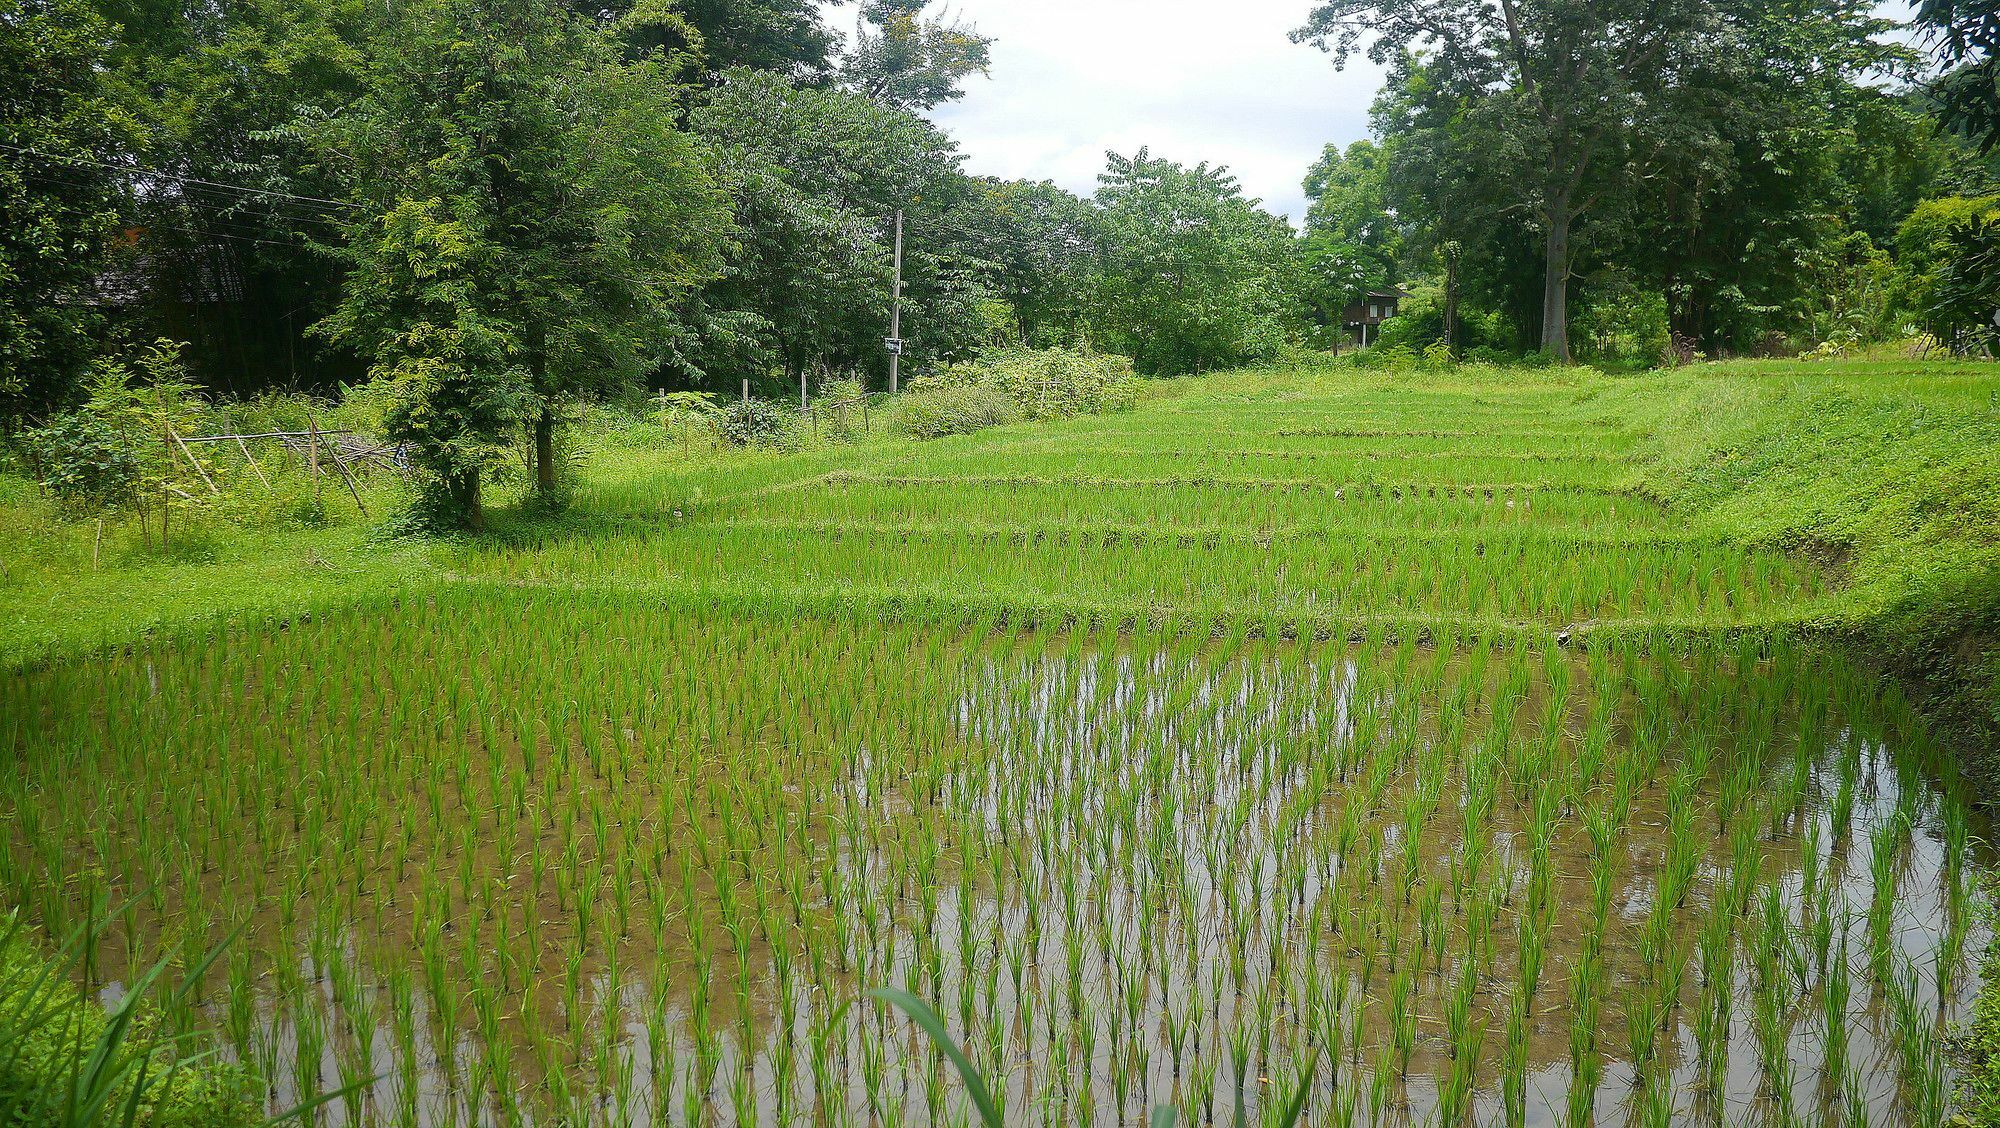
[{"xmin": 1341, "ymin": 289, "xmax": 1409, "ymax": 348}]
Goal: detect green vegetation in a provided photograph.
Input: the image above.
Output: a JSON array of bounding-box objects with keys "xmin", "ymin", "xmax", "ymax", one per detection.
[
  {"xmin": 1967, "ymin": 893, "xmax": 2000, "ymax": 1125},
  {"xmin": 6, "ymin": 0, "xmax": 2000, "ymax": 1117},
  {"xmin": 1626, "ymin": 359, "xmax": 2000, "ymax": 747},
  {"xmin": 2, "ymin": 355, "xmax": 1995, "ymax": 1124},
  {"xmin": 0, "ymin": 913, "xmax": 260, "ymax": 1128}
]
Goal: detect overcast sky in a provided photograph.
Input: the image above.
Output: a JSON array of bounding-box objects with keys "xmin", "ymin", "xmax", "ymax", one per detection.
[
  {"xmin": 824, "ymin": 1, "xmax": 1924, "ymax": 227},
  {"xmin": 826, "ymin": 1, "xmax": 1387, "ymax": 225}
]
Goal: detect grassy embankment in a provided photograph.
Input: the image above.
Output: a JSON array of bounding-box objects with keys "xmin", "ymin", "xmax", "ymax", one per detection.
[{"xmin": 6, "ymin": 359, "xmax": 1993, "ymax": 688}]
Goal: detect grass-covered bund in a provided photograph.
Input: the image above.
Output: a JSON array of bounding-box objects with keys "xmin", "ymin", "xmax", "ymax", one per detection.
[{"xmin": 2, "ymin": 354, "xmax": 1998, "ymax": 1125}]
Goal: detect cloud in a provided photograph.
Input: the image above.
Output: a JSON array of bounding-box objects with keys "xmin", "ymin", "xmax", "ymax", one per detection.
[{"xmin": 825, "ymin": 1, "xmax": 1387, "ymax": 224}]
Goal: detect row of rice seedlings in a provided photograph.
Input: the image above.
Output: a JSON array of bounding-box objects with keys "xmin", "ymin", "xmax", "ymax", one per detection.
[
  {"xmin": 908, "ymin": 446, "xmax": 1639, "ymax": 489},
  {"xmin": 0, "ymin": 589, "xmax": 1987, "ymax": 1124},
  {"xmin": 454, "ymin": 521, "xmax": 1830, "ymax": 626},
  {"xmin": 746, "ymin": 478, "xmax": 1672, "ymax": 532}
]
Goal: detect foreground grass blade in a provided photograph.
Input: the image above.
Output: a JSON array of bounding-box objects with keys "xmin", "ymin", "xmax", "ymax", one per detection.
[{"xmin": 871, "ymin": 986, "xmax": 1004, "ymax": 1128}]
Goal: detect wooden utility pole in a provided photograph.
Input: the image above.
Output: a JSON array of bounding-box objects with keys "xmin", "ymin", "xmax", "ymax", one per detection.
[{"xmin": 888, "ymin": 208, "xmax": 904, "ymax": 394}]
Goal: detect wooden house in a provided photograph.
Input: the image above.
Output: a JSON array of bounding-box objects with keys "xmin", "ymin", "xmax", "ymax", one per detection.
[{"xmin": 1341, "ymin": 289, "xmax": 1408, "ymax": 348}]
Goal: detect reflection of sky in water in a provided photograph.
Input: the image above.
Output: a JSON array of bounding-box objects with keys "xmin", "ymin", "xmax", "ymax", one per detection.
[{"xmin": 53, "ymin": 639, "xmax": 1998, "ymax": 1127}]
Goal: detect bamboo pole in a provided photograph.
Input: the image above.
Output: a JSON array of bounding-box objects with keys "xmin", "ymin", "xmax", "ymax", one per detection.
[
  {"xmin": 177, "ymin": 429, "xmax": 355, "ymax": 443},
  {"xmin": 303, "ymin": 415, "xmax": 322, "ymax": 506},
  {"xmin": 235, "ymin": 436, "xmax": 272, "ymax": 491},
  {"xmin": 306, "ymin": 406, "xmax": 368, "ymax": 516},
  {"xmin": 166, "ymin": 423, "xmax": 219, "ymax": 495}
]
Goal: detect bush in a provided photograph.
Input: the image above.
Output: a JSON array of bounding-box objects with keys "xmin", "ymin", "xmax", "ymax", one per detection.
[
  {"xmin": 24, "ymin": 406, "xmax": 144, "ymax": 511},
  {"xmin": 1962, "ymin": 896, "xmax": 2000, "ymax": 1127},
  {"xmin": 23, "ymin": 341, "xmax": 206, "ymax": 515},
  {"xmin": 946, "ymin": 348, "xmax": 1141, "ymax": 421},
  {"xmin": 816, "ymin": 378, "xmax": 869, "ymax": 442},
  {"xmin": 890, "ymin": 382, "xmax": 1018, "ymax": 439},
  {"xmin": 716, "ymin": 398, "xmax": 795, "ymax": 447}
]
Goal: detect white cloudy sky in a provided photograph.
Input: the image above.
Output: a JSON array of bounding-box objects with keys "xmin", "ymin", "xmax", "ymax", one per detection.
[
  {"xmin": 824, "ymin": 1, "xmax": 1924, "ymax": 226},
  {"xmin": 825, "ymin": 1, "xmax": 1387, "ymax": 224}
]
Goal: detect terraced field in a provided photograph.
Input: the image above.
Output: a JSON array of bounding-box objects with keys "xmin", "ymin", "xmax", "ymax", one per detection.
[{"xmin": 1, "ymin": 366, "xmax": 1989, "ymax": 1127}]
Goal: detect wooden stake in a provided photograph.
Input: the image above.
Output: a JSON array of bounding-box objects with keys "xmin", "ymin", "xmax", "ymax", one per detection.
[
  {"xmin": 307, "ymin": 406, "xmax": 367, "ymax": 516},
  {"xmin": 235, "ymin": 436, "xmax": 272, "ymax": 490},
  {"xmin": 166, "ymin": 423, "xmax": 219, "ymax": 495},
  {"xmin": 303, "ymin": 412, "xmax": 322, "ymax": 505}
]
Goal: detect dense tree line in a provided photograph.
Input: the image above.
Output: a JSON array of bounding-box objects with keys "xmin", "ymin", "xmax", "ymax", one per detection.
[
  {"xmin": 1294, "ymin": 0, "xmax": 2000, "ymax": 360},
  {"xmin": 4, "ymin": 0, "xmax": 1999, "ymax": 524},
  {"xmin": 3, "ymin": 0, "xmax": 1346, "ymax": 524}
]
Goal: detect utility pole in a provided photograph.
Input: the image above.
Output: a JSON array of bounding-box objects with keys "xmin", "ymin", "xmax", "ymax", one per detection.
[{"xmin": 888, "ymin": 208, "xmax": 904, "ymax": 394}]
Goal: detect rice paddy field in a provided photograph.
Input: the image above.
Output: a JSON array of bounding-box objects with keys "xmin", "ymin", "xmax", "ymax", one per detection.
[{"xmin": 2, "ymin": 363, "xmax": 1995, "ymax": 1127}]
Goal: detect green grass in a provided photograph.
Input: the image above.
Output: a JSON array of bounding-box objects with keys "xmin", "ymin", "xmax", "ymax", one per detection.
[
  {"xmin": 9, "ymin": 357, "xmax": 1992, "ymax": 674},
  {"xmin": 1621, "ymin": 358, "xmax": 2000, "ymax": 745}
]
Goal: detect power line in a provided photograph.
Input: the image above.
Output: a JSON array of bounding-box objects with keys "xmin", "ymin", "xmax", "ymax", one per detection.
[
  {"xmin": 19, "ymin": 169, "xmax": 342, "ymax": 241},
  {"xmin": 0, "ymin": 142, "xmax": 364, "ymax": 212}
]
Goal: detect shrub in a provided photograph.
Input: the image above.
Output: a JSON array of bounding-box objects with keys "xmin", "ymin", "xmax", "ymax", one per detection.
[
  {"xmin": 24, "ymin": 405, "xmax": 145, "ymax": 510},
  {"xmin": 961, "ymin": 348, "xmax": 1141, "ymax": 421},
  {"xmin": 23, "ymin": 341, "xmax": 207, "ymax": 516},
  {"xmin": 717, "ymin": 398, "xmax": 795, "ymax": 447},
  {"xmin": 890, "ymin": 382, "xmax": 1018, "ymax": 440},
  {"xmin": 816, "ymin": 378, "xmax": 870, "ymax": 442},
  {"xmin": 1957, "ymin": 886, "xmax": 2000, "ymax": 1126}
]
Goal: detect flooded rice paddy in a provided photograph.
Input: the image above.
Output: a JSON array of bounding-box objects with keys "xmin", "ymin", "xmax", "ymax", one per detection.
[
  {"xmin": 2, "ymin": 370, "xmax": 1990, "ymax": 1125},
  {"xmin": 0, "ymin": 593, "xmax": 1986, "ymax": 1126}
]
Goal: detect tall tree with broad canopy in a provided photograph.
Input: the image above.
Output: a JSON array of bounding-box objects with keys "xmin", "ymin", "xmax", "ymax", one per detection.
[
  {"xmin": 0, "ymin": 0, "xmax": 137, "ymax": 425},
  {"xmin": 577, "ymin": 0, "xmax": 837, "ymax": 79},
  {"xmin": 316, "ymin": 0, "xmax": 728, "ymax": 526},
  {"xmin": 1093, "ymin": 149, "xmax": 1301, "ymax": 374},
  {"xmin": 840, "ymin": 0, "xmax": 992, "ymax": 111},
  {"xmin": 1293, "ymin": 0, "xmax": 1724, "ymax": 361},
  {"xmin": 681, "ymin": 68, "xmax": 991, "ymax": 392},
  {"xmin": 955, "ymin": 178, "xmax": 1102, "ymax": 346},
  {"xmin": 1608, "ymin": 1, "xmax": 1902, "ymax": 351}
]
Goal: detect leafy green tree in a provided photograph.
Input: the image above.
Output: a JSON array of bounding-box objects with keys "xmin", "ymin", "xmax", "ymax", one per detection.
[
  {"xmin": 1898, "ymin": 193, "xmax": 2000, "ymax": 350},
  {"xmin": 1612, "ymin": 1, "xmax": 1900, "ymax": 352},
  {"xmin": 316, "ymin": 0, "xmax": 728, "ymax": 525},
  {"xmin": 1922, "ymin": 211, "xmax": 2000, "ymax": 354},
  {"xmin": 585, "ymin": 0, "xmax": 836, "ymax": 79},
  {"xmin": 1092, "ymin": 149, "xmax": 1300, "ymax": 374},
  {"xmin": 1919, "ymin": 0, "xmax": 2000, "ymax": 152},
  {"xmin": 840, "ymin": 0, "xmax": 991, "ymax": 111},
  {"xmin": 1295, "ymin": 0, "xmax": 1725, "ymax": 361},
  {"xmin": 0, "ymin": 0, "xmax": 136, "ymax": 425},
  {"xmin": 684, "ymin": 68, "xmax": 990, "ymax": 391},
  {"xmin": 85, "ymin": 0, "xmax": 374, "ymax": 396},
  {"xmin": 956, "ymin": 178, "xmax": 1101, "ymax": 346},
  {"xmin": 1295, "ymin": 233, "xmax": 1383, "ymax": 349},
  {"xmin": 1302, "ymin": 140, "xmax": 1401, "ymax": 262},
  {"xmin": 1323, "ymin": 0, "xmax": 1934, "ymax": 358}
]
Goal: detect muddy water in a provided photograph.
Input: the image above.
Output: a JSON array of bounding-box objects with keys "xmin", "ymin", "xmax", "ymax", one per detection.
[{"xmin": 4, "ymin": 611, "xmax": 1988, "ymax": 1128}]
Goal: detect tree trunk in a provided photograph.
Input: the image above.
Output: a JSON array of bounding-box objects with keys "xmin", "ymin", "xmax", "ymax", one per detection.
[
  {"xmin": 533, "ymin": 408, "xmax": 557, "ymax": 495},
  {"xmin": 1540, "ymin": 203, "xmax": 1573, "ymax": 363},
  {"xmin": 1443, "ymin": 265, "xmax": 1460, "ymax": 355},
  {"xmin": 445, "ymin": 468, "xmax": 483, "ymax": 531}
]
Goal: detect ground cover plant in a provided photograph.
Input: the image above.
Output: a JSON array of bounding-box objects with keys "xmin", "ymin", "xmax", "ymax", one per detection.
[{"xmin": 1, "ymin": 357, "xmax": 1997, "ymax": 1125}]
